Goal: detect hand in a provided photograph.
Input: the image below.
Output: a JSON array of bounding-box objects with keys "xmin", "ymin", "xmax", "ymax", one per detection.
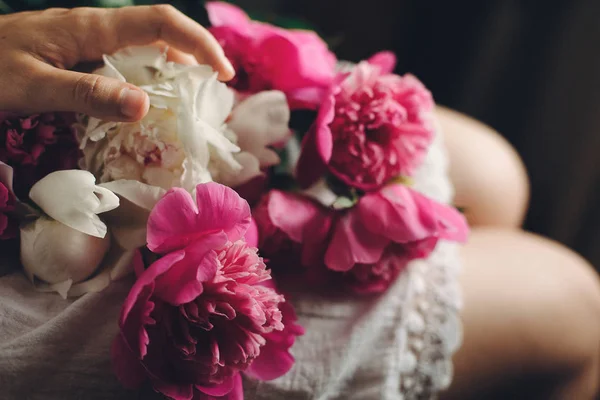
[{"xmin": 0, "ymin": 5, "xmax": 235, "ymax": 121}]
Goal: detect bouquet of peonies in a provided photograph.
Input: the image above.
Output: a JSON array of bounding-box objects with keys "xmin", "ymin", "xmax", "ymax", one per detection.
[{"xmin": 0, "ymin": 2, "xmax": 468, "ymax": 399}]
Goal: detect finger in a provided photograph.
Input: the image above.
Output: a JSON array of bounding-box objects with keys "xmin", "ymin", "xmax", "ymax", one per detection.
[
  {"xmin": 35, "ymin": 66, "xmax": 150, "ymax": 122},
  {"xmin": 63, "ymin": 5, "xmax": 234, "ymax": 80},
  {"xmin": 165, "ymin": 47, "xmax": 199, "ymax": 65},
  {"xmin": 152, "ymin": 41, "xmax": 199, "ymax": 65}
]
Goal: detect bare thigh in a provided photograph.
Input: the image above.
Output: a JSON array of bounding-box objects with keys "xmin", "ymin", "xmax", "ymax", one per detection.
[
  {"xmin": 436, "ymin": 106, "xmax": 529, "ymax": 228},
  {"xmin": 441, "ymin": 229, "xmax": 600, "ymax": 400}
]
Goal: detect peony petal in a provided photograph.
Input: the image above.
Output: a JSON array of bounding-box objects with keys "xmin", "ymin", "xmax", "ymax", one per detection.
[
  {"xmin": 153, "ymin": 381, "xmax": 194, "ymax": 400},
  {"xmin": 286, "ymin": 87, "xmax": 329, "ymax": 110},
  {"xmin": 147, "ymin": 188, "xmax": 202, "ymax": 253},
  {"xmin": 101, "ymin": 180, "xmax": 166, "ymax": 250},
  {"xmin": 100, "ymin": 180, "xmax": 166, "ymax": 211},
  {"xmin": 20, "ymin": 216, "xmax": 110, "ymax": 286},
  {"xmin": 132, "ymin": 249, "xmax": 146, "ymax": 277},
  {"xmin": 367, "ymin": 51, "xmax": 397, "ymax": 74},
  {"xmin": 153, "ymin": 233, "xmax": 226, "ymax": 306},
  {"xmin": 96, "ymin": 54, "xmax": 126, "ymax": 82},
  {"xmin": 206, "ymin": 1, "xmax": 251, "ymax": 27},
  {"xmin": 358, "ymin": 185, "xmax": 439, "ymax": 243},
  {"xmin": 429, "ymin": 200, "xmax": 470, "ymax": 243},
  {"xmin": 111, "ymin": 333, "xmax": 147, "ymax": 389},
  {"xmin": 295, "ymin": 93, "xmax": 336, "ymax": 188},
  {"xmin": 177, "ymin": 105, "xmax": 239, "ymax": 192},
  {"xmin": 301, "ymin": 208, "xmax": 333, "ymax": 267},
  {"xmin": 119, "ymin": 255, "xmax": 178, "ymax": 358},
  {"xmin": 225, "ymin": 374, "xmax": 244, "ymax": 400},
  {"xmin": 193, "ymin": 182, "xmax": 252, "ymax": 242},
  {"xmin": 246, "ymin": 341, "xmax": 295, "ymax": 381},
  {"xmin": 45, "ymin": 279, "xmax": 73, "ymax": 299},
  {"xmin": 187, "ymin": 70, "xmax": 236, "ymax": 131},
  {"xmin": 171, "ymin": 66, "xmax": 239, "ymax": 191},
  {"xmin": 149, "ymin": 185, "xmax": 249, "ymax": 255},
  {"xmin": 245, "ymin": 218, "xmax": 259, "ymax": 248},
  {"xmin": 324, "ymin": 210, "xmax": 388, "ymax": 272},
  {"xmin": 67, "ymin": 246, "xmax": 136, "ymax": 297},
  {"xmin": 68, "ymin": 250, "xmax": 133, "ymax": 297},
  {"xmin": 247, "ymin": 295, "xmax": 304, "ymax": 381},
  {"xmin": 214, "ymin": 151, "xmax": 261, "ymax": 188},
  {"xmin": 266, "ymin": 190, "xmax": 323, "ymax": 243},
  {"xmin": 102, "ymin": 46, "xmax": 166, "ymax": 86},
  {"xmin": 82, "ymin": 118, "xmax": 119, "ymax": 144},
  {"xmin": 260, "ymin": 31, "xmax": 336, "ymax": 92},
  {"xmin": 195, "ymin": 373, "xmax": 238, "ymax": 397},
  {"xmin": 0, "ymin": 161, "xmax": 14, "ymax": 194},
  {"xmin": 29, "ymin": 170, "xmax": 119, "ymax": 238},
  {"xmin": 227, "ymin": 91, "xmax": 291, "ymax": 168}
]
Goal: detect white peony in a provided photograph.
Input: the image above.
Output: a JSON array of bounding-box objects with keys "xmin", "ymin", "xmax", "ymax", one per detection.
[
  {"xmin": 20, "ymin": 170, "xmax": 164, "ymax": 298},
  {"xmin": 78, "ymin": 46, "xmax": 291, "ymax": 192},
  {"xmin": 18, "ymin": 46, "xmax": 295, "ymax": 297}
]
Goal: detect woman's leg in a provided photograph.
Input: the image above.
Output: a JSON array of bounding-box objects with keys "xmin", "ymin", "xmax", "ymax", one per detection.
[
  {"xmin": 437, "ymin": 108, "xmax": 600, "ymax": 398},
  {"xmin": 443, "ymin": 229, "xmax": 600, "ymax": 399},
  {"xmin": 437, "ymin": 106, "xmax": 529, "ymax": 228}
]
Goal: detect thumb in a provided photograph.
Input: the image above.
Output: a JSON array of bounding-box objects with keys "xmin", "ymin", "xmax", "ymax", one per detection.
[{"xmin": 44, "ymin": 69, "xmax": 150, "ymax": 122}]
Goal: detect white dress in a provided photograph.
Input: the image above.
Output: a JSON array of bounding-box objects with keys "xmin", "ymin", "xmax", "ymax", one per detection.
[
  {"xmin": 242, "ymin": 126, "xmax": 463, "ymax": 400},
  {"xmin": 0, "ymin": 127, "xmax": 462, "ymax": 400}
]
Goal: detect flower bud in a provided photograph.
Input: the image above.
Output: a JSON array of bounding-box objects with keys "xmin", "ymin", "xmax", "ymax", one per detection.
[{"xmin": 20, "ymin": 217, "xmax": 110, "ymax": 284}]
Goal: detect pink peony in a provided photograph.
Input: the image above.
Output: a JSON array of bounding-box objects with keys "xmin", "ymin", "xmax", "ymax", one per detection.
[
  {"xmin": 206, "ymin": 1, "xmax": 337, "ymax": 109},
  {"xmin": 112, "ymin": 183, "xmax": 302, "ymax": 400},
  {"xmin": 254, "ymin": 184, "xmax": 468, "ymax": 293},
  {"xmin": 344, "ymin": 245, "xmax": 411, "ymax": 294},
  {"xmin": 296, "ymin": 54, "xmax": 435, "ymax": 191},
  {"xmin": 0, "ymin": 162, "xmax": 16, "ymax": 240},
  {"xmin": 0, "ymin": 112, "xmax": 80, "ymax": 198}
]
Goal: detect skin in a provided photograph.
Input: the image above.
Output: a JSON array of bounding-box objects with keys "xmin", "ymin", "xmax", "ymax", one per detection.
[
  {"xmin": 437, "ymin": 107, "xmax": 600, "ymax": 399},
  {"xmin": 0, "ymin": 5, "xmax": 235, "ymax": 122},
  {"xmin": 0, "ymin": 7, "xmax": 598, "ymax": 399},
  {"xmin": 437, "ymin": 106, "xmax": 530, "ymax": 228}
]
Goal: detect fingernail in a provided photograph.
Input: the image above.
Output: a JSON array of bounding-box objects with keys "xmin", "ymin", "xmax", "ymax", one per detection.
[{"xmin": 120, "ymin": 88, "xmax": 148, "ymax": 118}]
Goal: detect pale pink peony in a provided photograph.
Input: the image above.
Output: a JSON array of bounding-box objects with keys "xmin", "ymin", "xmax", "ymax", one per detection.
[
  {"xmin": 112, "ymin": 183, "xmax": 302, "ymax": 400},
  {"xmin": 296, "ymin": 54, "xmax": 435, "ymax": 191},
  {"xmin": 206, "ymin": 1, "xmax": 337, "ymax": 109},
  {"xmin": 254, "ymin": 184, "xmax": 468, "ymax": 293}
]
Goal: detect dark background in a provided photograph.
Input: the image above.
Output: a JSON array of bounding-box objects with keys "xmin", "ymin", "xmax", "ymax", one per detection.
[
  {"xmin": 4, "ymin": 0, "xmax": 600, "ymax": 270},
  {"xmin": 243, "ymin": 0, "xmax": 600, "ymax": 270}
]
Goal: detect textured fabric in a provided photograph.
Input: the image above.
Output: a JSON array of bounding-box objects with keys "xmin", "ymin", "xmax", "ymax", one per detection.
[
  {"xmin": 0, "ymin": 274, "xmax": 136, "ymax": 400},
  {"xmin": 241, "ymin": 125, "xmax": 463, "ymax": 400},
  {"xmin": 0, "ymin": 125, "xmax": 463, "ymax": 399}
]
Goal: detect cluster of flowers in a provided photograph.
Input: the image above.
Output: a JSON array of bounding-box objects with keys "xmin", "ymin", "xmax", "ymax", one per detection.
[{"xmin": 0, "ymin": 2, "xmax": 468, "ymax": 399}]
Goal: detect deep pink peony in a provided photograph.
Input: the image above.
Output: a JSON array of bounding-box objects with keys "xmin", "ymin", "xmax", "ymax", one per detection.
[
  {"xmin": 296, "ymin": 54, "xmax": 436, "ymax": 191},
  {"xmin": 0, "ymin": 112, "xmax": 80, "ymax": 198},
  {"xmin": 112, "ymin": 183, "xmax": 303, "ymax": 400},
  {"xmin": 0, "ymin": 162, "xmax": 16, "ymax": 240},
  {"xmin": 206, "ymin": 1, "xmax": 337, "ymax": 109},
  {"xmin": 254, "ymin": 184, "xmax": 468, "ymax": 293}
]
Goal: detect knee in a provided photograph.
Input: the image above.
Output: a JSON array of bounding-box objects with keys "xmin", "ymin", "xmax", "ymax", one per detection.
[
  {"xmin": 549, "ymin": 241, "xmax": 600, "ymax": 397},
  {"xmin": 437, "ymin": 107, "xmax": 529, "ymax": 228},
  {"xmin": 455, "ymin": 229, "xmax": 600, "ymax": 399},
  {"xmin": 500, "ymin": 231, "xmax": 600, "ymax": 395}
]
